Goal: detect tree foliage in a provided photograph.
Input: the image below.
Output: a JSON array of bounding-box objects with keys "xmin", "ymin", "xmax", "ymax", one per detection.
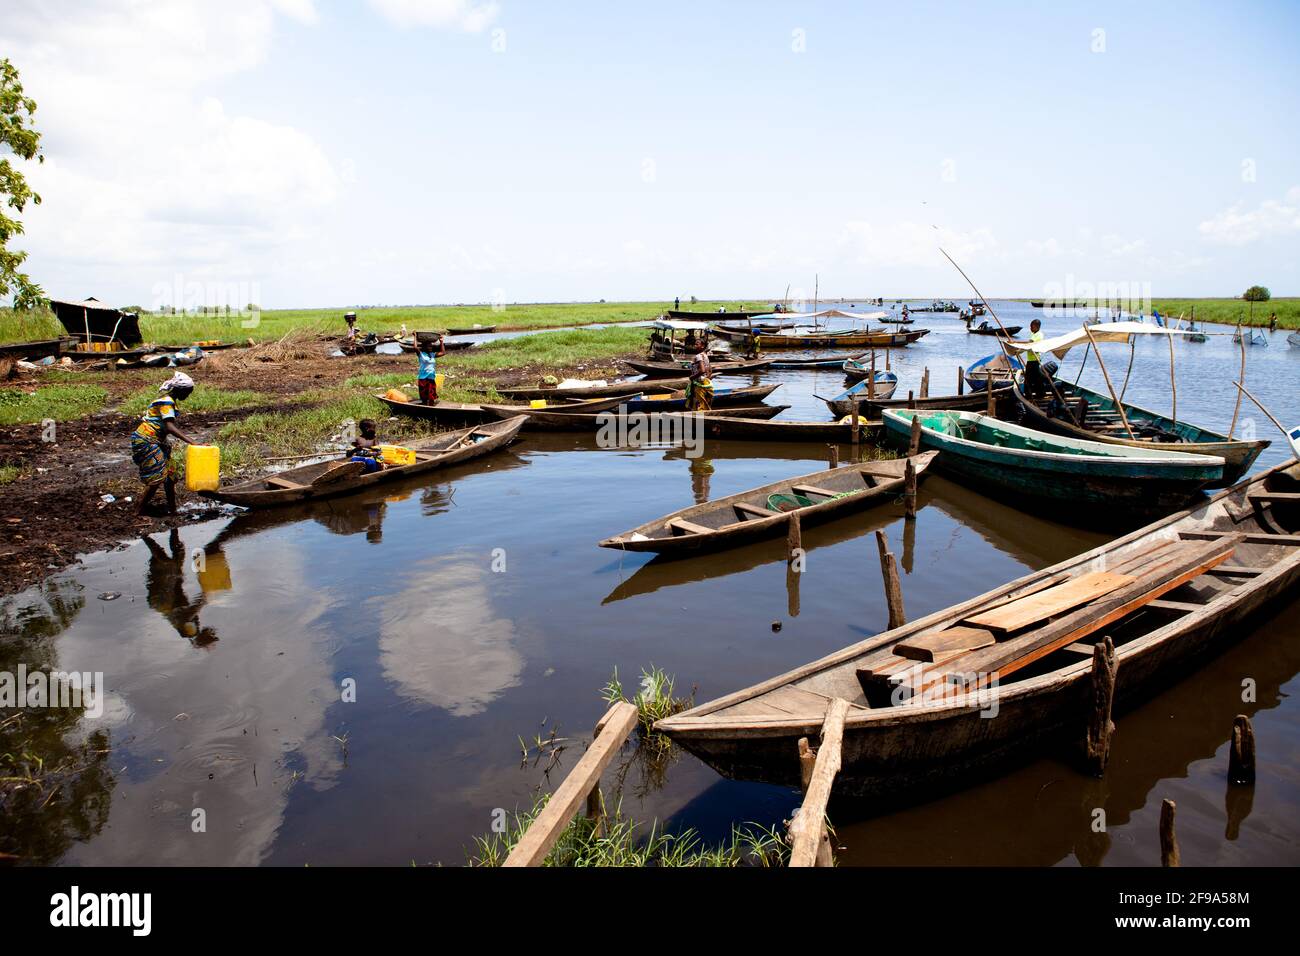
[
  {"xmin": 1243, "ymin": 285, "xmax": 1271, "ymax": 302},
  {"xmin": 1, "ymin": 57, "xmax": 44, "ymax": 311}
]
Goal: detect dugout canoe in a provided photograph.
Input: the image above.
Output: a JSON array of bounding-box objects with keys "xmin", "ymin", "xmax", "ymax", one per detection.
[
  {"xmin": 398, "ymin": 338, "xmax": 479, "ymax": 352},
  {"xmin": 657, "ymin": 459, "xmax": 1300, "ymax": 799},
  {"xmin": 479, "ymin": 404, "xmax": 789, "ymax": 432},
  {"xmin": 1011, "ymin": 380, "xmax": 1267, "ymax": 487},
  {"xmin": 199, "ymin": 417, "xmax": 526, "ymax": 508},
  {"xmin": 766, "ymin": 354, "xmax": 859, "ymax": 369},
  {"xmin": 882, "ymin": 408, "xmax": 1224, "ymax": 515},
  {"xmin": 376, "ymin": 397, "xmax": 493, "ymax": 426},
  {"xmin": 684, "ymin": 415, "xmax": 885, "ymax": 443},
  {"xmin": 859, "ymin": 383, "xmax": 1015, "ymax": 417},
  {"xmin": 964, "ymin": 352, "xmax": 1022, "ymax": 391},
  {"xmin": 445, "ymin": 325, "xmax": 496, "ymax": 335},
  {"xmin": 495, "ymin": 377, "xmax": 689, "ymax": 401},
  {"xmin": 599, "ymin": 452, "xmax": 937, "ymax": 555},
  {"xmin": 823, "ymin": 374, "xmax": 900, "ymax": 417},
  {"xmin": 755, "ymin": 328, "xmax": 929, "ymax": 349},
  {"xmin": 710, "ymin": 322, "xmax": 798, "ymax": 341},
  {"xmin": 668, "ymin": 309, "xmax": 772, "ymax": 320},
  {"xmin": 968, "ymin": 321, "xmax": 1022, "ymax": 337},
  {"xmin": 620, "ymin": 383, "xmax": 781, "ymax": 412},
  {"xmin": 621, "ymin": 357, "xmax": 776, "ymax": 378}
]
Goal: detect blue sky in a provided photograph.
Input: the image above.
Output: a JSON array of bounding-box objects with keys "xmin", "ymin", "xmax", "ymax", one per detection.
[{"xmin": 5, "ymin": 0, "xmax": 1299, "ymax": 308}]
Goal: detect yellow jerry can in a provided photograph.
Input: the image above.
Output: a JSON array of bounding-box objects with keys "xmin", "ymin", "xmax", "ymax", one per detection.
[{"xmin": 186, "ymin": 445, "xmax": 221, "ymax": 491}]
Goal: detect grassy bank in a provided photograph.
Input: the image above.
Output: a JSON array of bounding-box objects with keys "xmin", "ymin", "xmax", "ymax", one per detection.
[
  {"xmin": 0, "ymin": 300, "xmax": 768, "ymax": 346},
  {"xmin": 1146, "ymin": 298, "xmax": 1299, "ymax": 330},
  {"xmin": 0, "ymin": 384, "xmax": 109, "ymax": 425}
]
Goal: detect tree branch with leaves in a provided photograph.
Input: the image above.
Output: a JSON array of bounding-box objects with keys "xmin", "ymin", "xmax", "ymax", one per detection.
[{"xmin": 1, "ymin": 57, "xmax": 45, "ymax": 311}]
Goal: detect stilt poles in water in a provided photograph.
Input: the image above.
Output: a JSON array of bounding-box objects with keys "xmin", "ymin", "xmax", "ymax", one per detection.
[
  {"xmin": 789, "ymin": 698, "xmax": 849, "ymax": 867},
  {"xmin": 875, "ymin": 530, "xmax": 907, "ymax": 630}
]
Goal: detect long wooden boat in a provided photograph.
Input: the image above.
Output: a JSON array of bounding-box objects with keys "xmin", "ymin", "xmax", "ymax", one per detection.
[
  {"xmin": 200, "ymin": 417, "xmax": 526, "ymax": 509},
  {"xmin": 710, "ymin": 322, "xmax": 797, "ymax": 341},
  {"xmin": 878, "ymin": 317, "xmax": 914, "ymax": 325},
  {"xmin": 658, "ymin": 459, "xmax": 1300, "ymax": 798},
  {"xmin": 968, "ymin": 321, "xmax": 1022, "ymax": 337},
  {"xmin": 824, "ymin": 374, "xmax": 899, "ymax": 417},
  {"xmin": 599, "ymin": 453, "xmax": 936, "ymax": 555},
  {"xmin": 964, "ymin": 352, "xmax": 1022, "ymax": 391},
  {"xmin": 766, "ymin": 354, "xmax": 859, "ymax": 369},
  {"xmin": 882, "ymin": 408, "xmax": 1224, "ymax": 514},
  {"xmin": 668, "ymin": 309, "xmax": 771, "ymax": 320},
  {"xmin": 495, "ymin": 377, "xmax": 688, "ymax": 401},
  {"xmin": 684, "ymin": 415, "xmax": 885, "ymax": 443},
  {"xmin": 755, "ymin": 328, "xmax": 929, "ymax": 349},
  {"xmin": 377, "ymin": 397, "xmax": 493, "ymax": 426},
  {"xmin": 398, "ymin": 338, "xmax": 478, "ymax": 353},
  {"xmin": 861, "ymin": 383, "xmax": 1015, "ymax": 417},
  {"xmin": 445, "ymin": 325, "xmax": 496, "ymax": 335},
  {"xmin": 471, "ymin": 392, "xmax": 644, "ymax": 416},
  {"xmin": 479, "ymin": 403, "xmax": 789, "ymax": 432},
  {"xmin": 1012, "ymin": 380, "xmax": 1268, "ymax": 488},
  {"xmin": 0, "ymin": 338, "xmax": 64, "ymax": 359},
  {"xmin": 842, "ymin": 356, "xmax": 901, "ymax": 384},
  {"xmin": 621, "ymin": 357, "xmax": 775, "ymax": 378},
  {"xmin": 619, "ymin": 383, "xmax": 781, "ymax": 412}
]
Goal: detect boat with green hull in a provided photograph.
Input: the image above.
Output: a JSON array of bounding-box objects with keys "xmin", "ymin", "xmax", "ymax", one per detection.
[
  {"xmin": 882, "ymin": 409, "xmax": 1225, "ymax": 516},
  {"xmin": 1013, "ymin": 379, "xmax": 1268, "ymax": 487}
]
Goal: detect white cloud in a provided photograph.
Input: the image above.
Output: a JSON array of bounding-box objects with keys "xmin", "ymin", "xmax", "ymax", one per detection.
[
  {"xmin": 1198, "ymin": 187, "xmax": 1300, "ymax": 246},
  {"xmin": 840, "ymin": 220, "xmax": 998, "ymax": 268},
  {"xmin": 368, "ymin": 0, "xmax": 500, "ymax": 32},
  {"xmin": 2, "ymin": 0, "xmax": 337, "ymax": 292}
]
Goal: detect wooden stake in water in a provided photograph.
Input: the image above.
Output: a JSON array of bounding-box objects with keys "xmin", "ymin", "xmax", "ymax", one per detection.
[
  {"xmin": 957, "ymin": 366, "xmax": 964, "ymax": 396},
  {"xmin": 920, "ymin": 367, "xmax": 930, "ymax": 399},
  {"xmin": 874, "ymin": 530, "xmax": 906, "ymax": 630},
  {"xmin": 904, "ymin": 457, "xmax": 917, "ymax": 520},
  {"xmin": 1228, "ymin": 714, "xmax": 1256, "ymax": 785},
  {"xmin": 852, "ymin": 399, "xmax": 861, "ymax": 445},
  {"xmin": 827, "ymin": 444, "xmax": 839, "ymax": 469},
  {"xmin": 1085, "ymin": 637, "xmax": 1117, "ymax": 774},
  {"xmin": 1160, "ymin": 799, "xmax": 1180, "ymax": 867},
  {"xmin": 908, "ymin": 414, "xmax": 922, "ymax": 457},
  {"xmin": 985, "ymin": 370, "xmax": 995, "ymax": 416},
  {"xmin": 1229, "ymin": 324, "xmax": 1248, "ymax": 439}
]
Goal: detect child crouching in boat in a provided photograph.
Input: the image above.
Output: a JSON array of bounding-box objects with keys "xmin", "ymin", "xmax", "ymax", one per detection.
[
  {"xmin": 348, "ymin": 419, "xmax": 385, "ymax": 472},
  {"xmin": 132, "ymin": 371, "xmax": 199, "ymax": 516}
]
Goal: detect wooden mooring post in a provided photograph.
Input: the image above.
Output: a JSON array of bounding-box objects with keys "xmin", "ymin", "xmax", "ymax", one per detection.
[
  {"xmin": 908, "ymin": 414, "xmax": 922, "ymax": 457},
  {"xmin": 957, "ymin": 366, "xmax": 964, "ymax": 396},
  {"xmin": 787, "ymin": 510, "xmax": 803, "ymax": 564},
  {"xmin": 920, "ymin": 367, "xmax": 929, "ymax": 399},
  {"xmin": 874, "ymin": 530, "xmax": 907, "ymax": 629},
  {"xmin": 827, "ymin": 444, "xmax": 839, "ymax": 469},
  {"xmin": 1228, "ymin": 714, "xmax": 1255, "ymax": 784},
  {"xmin": 503, "ymin": 701, "xmax": 639, "ymax": 867},
  {"xmin": 903, "ymin": 457, "xmax": 917, "ymax": 520},
  {"xmin": 1159, "ymin": 798, "xmax": 1180, "ymax": 867},
  {"xmin": 852, "ymin": 399, "xmax": 862, "ymax": 445},
  {"xmin": 789, "ymin": 698, "xmax": 850, "ymax": 867},
  {"xmin": 985, "ymin": 370, "xmax": 995, "ymax": 416},
  {"xmin": 1085, "ymin": 637, "xmax": 1117, "ymax": 774}
]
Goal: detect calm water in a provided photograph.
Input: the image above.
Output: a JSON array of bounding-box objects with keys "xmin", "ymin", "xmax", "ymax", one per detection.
[{"xmin": 2, "ymin": 300, "xmax": 1297, "ymax": 866}]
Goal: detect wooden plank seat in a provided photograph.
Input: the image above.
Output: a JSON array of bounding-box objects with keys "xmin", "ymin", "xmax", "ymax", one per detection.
[
  {"xmin": 265, "ymin": 476, "xmax": 307, "ymax": 490},
  {"xmin": 791, "ymin": 483, "xmax": 838, "ymax": 499},
  {"xmin": 732, "ymin": 501, "xmax": 771, "ymax": 519},
  {"xmin": 964, "ymin": 570, "xmax": 1136, "ymax": 636},
  {"xmin": 667, "ymin": 518, "xmax": 712, "ymax": 536}
]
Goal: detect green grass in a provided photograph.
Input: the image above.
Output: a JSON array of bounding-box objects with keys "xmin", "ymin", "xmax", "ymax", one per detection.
[
  {"xmin": 444, "ymin": 326, "xmax": 648, "ymax": 373},
  {"xmin": 343, "ymin": 372, "xmax": 501, "ymax": 405},
  {"xmin": 1145, "ymin": 298, "xmax": 1300, "ymax": 330},
  {"xmin": 466, "ymin": 792, "xmax": 789, "ymax": 867},
  {"xmin": 0, "ymin": 464, "xmax": 22, "ymax": 484},
  {"xmin": 0, "ymin": 300, "xmax": 767, "ymax": 346},
  {"xmin": 116, "ymin": 384, "xmax": 275, "ymax": 418},
  {"xmin": 0, "ymin": 384, "xmax": 108, "ymax": 425}
]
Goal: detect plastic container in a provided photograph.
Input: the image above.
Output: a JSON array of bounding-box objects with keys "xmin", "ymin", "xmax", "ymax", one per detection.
[
  {"xmin": 378, "ymin": 444, "xmax": 416, "ymax": 466},
  {"xmin": 186, "ymin": 444, "xmax": 221, "ymax": 491},
  {"xmin": 383, "ymin": 388, "xmax": 410, "ymax": 403},
  {"xmin": 530, "ymin": 399, "xmax": 548, "ymax": 409},
  {"xmin": 197, "ymin": 551, "xmax": 232, "ymax": 593},
  {"xmin": 435, "ymin": 373, "xmax": 445, "ymax": 391}
]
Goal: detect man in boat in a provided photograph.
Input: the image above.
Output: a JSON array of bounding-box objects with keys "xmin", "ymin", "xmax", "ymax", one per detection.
[
  {"xmin": 1022, "ymin": 318, "xmax": 1048, "ymax": 399},
  {"xmin": 686, "ymin": 343, "xmax": 714, "ymax": 411},
  {"xmin": 415, "ymin": 331, "xmax": 447, "ymax": 404},
  {"xmin": 131, "ymin": 371, "xmax": 199, "ymax": 516}
]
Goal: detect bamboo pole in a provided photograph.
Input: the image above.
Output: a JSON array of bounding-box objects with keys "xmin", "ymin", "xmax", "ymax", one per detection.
[
  {"xmin": 1118, "ymin": 339, "xmax": 1136, "ymax": 402},
  {"xmin": 1083, "ymin": 325, "xmax": 1135, "ymax": 440},
  {"xmin": 1229, "ymin": 322, "xmax": 1247, "ymax": 439},
  {"xmin": 1167, "ymin": 331, "xmax": 1178, "ymax": 431}
]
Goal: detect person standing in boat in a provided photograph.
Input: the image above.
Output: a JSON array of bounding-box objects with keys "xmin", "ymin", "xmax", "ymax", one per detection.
[
  {"xmin": 416, "ymin": 332, "xmax": 446, "ymax": 405},
  {"xmin": 132, "ymin": 371, "xmax": 199, "ymax": 516},
  {"xmin": 1022, "ymin": 319, "xmax": 1048, "ymax": 399},
  {"xmin": 686, "ymin": 343, "xmax": 714, "ymax": 411},
  {"xmin": 674, "ymin": 295, "xmax": 680, "ymax": 311}
]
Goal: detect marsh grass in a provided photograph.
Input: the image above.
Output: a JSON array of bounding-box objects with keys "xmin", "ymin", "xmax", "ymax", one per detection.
[
  {"xmin": 0, "ymin": 464, "xmax": 22, "ymax": 484},
  {"xmin": 447, "ymin": 326, "xmax": 648, "ymax": 372},
  {"xmin": 1145, "ymin": 298, "xmax": 1300, "ymax": 330},
  {"xmin": 0, "ymin": 384, "xmax": 109, "ymax": 425},
  {"xmin": 117, "ymin": 384, "xmax": 274, "ymax": 417},
  {"xmin": 343, "ymin": 372, "xmax": 501, "ymax": 405},
  {"xmin": 466, "ymin": 791, "xmax": 789, "ymax": 867}
]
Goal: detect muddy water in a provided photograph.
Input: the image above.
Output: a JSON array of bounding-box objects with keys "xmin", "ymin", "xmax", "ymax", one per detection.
[{"xmin": 2, "ymin": 300, "xmax": 1297, "ymax": 866}]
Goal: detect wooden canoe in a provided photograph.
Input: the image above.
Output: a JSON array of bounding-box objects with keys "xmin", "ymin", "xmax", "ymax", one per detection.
[
  {"xmin": 667, "ymin": 309, "xmax": 771, "ymax": 320},
  {"xmin": 823, "ymin": 374, "xmax": 900, "ymax": 417},
  {"xmin": 684, "ymin": 415, "xmax": 885, "ymax": 443},
  {"xmin": 968, "ymin": 321, "xmax": 1022, "ymax": 337},
  {"xmin": 766, "ymin": 354, "xmax": 860, "ymax": 369},
  {"xmin": 445, "ymin": 325, "xmax": 496, "ymax": 335},
  {"xmin": 200, "ymin": 417, "xmax": 526, "ymax": 508},
  {"xmin": 466, "ymin": 392, "xmax": 643, "ymax": 416},
  {"xmin": 599, "ymin": 452, "xmax": 937, "ymax": 555},
  {"xmin": 620, "ymin": 383, "xmax": 781, "ymax": 412},
  {"xmin": 755, "ymin": 328, "xmax": 929, "ymax": 349},
  {"xmin": 376, "ymin": 397, "xmax": 493, "ymax": 426},
  {"xmin": 479, "ymin": 403, "xmax": 789, "ymax": 432},
  {"xmin": 495, "ymin": 377, "xmax": 689, "ymax": 401},
  {"xmin": 841, "ymin": 357, "xmax": 903, "ymax": 384},
  {"xmin": 710, "ymin": 322, "xmax": 798, "ymax": 341},
  {"xmin": 882, "ymin": 408, "xmax": 1225, "ymax": 514},
  {"xmin": 860, "ymin": 383, "xmax": 1015, "ymax": 417},
  {"xmin": 657, "ymin": 460, "xmax": 1300, "ymax": 799},
  {"xmin": 621, "ymin": 357, "xmax": 775, "ymax": 378},
  {"xmin": 1012, "ymin": 380, "xmax": 1268, "ymax": 488},
  {"xmin": 964, "ymin": 352, "xmax": 1022, "ymax": 390},
  {"xmin": 398, "ymin": 338, "xmax": 478, "ymax": 352}
]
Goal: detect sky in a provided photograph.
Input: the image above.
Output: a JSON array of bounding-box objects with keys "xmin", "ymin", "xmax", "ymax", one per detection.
[{"xmin": 4, "ymin": 0, "xmax": 1299, "ymax": 310}]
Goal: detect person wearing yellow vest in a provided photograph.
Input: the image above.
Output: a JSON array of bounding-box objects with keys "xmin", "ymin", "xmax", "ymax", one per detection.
[{"xmin": 1022, "ymin": 319, "xmax": 1047, "ymax": 399}]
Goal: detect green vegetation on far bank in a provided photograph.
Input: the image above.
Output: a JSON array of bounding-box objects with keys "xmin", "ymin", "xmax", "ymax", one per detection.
[
  {"xmin": 1145, "ymin": 298, "xmax": 1299, "ymax": 330},
  {"xmin": 0, "ymin": 300, "xmax": 770, "ymax": 346}
]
